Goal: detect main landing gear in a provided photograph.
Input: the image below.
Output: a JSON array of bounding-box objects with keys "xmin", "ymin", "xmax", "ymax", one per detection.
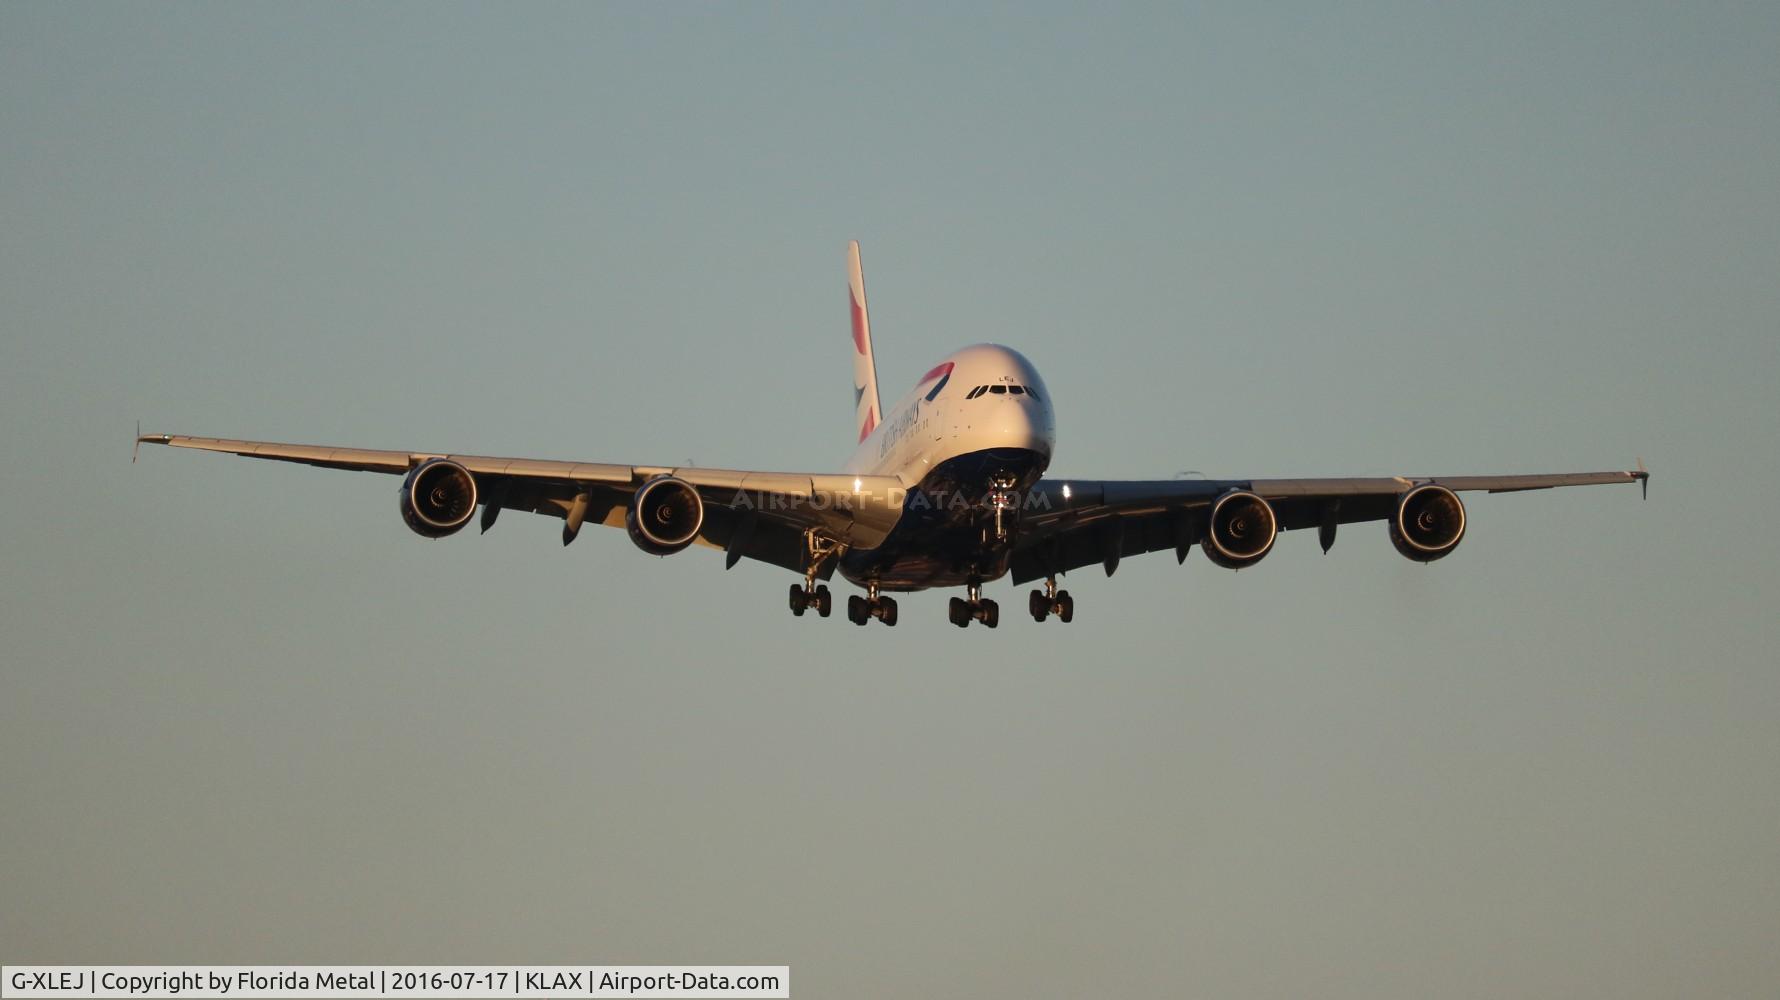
[
  {"xmin": 847, "ymin": 581, "xmax": 898, "ymax": 627},
  {"xmin": 948, "ymin": 580, "xmax": 999, "ymax": 628},
  {"xmin": 789, "ymin": 581, "xmax": 832, "ymax": 617},
  {"xmin": 1028, "ymin": 577, "xmax": 1074, "ymax": 623}
]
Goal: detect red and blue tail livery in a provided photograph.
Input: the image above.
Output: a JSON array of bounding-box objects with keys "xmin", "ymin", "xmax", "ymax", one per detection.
[{"xmin": 848, "ymin": 241, "xmax": 882, "ymax": 443}]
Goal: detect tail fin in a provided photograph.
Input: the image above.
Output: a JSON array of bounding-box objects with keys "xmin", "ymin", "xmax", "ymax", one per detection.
[{"xmin": 847, "ymin": 240, "xmax": 883, "ymax": 443}]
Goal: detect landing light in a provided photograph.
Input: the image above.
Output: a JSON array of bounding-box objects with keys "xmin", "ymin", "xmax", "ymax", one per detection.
[
  {"xmin": 853, "ymin": 477, "xmax": 862, "ymax": 492},
  {"xmin": 1062, "ymin": 483, "xmax": 1072, "ymax": 501}
]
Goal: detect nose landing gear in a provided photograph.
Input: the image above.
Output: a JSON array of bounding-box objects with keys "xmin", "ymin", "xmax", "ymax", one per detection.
[
  {"xmin": 987, "ymin": 472, "xmax": 1019, "ymax": 541},
  {"xmin": 1028, "ymin": 577, "xmax": 1074, "ymax": 623}
]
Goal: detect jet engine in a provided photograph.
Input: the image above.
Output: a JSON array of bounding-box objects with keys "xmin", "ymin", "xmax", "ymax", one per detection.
[
  {"xmin": 399, "ymin": 458, "xmax": 478, "ymax": 538},
  {"xmin": 1390, "ymin": 483, "xmax": 1466, "ymax": 562},
  {"xmin": 626, "ymin": 476, "xmax": 705, "ymax": 555},
  {"xmin": 1203, "ymin": 489, "xmax": 1277, "ymax": 569}
]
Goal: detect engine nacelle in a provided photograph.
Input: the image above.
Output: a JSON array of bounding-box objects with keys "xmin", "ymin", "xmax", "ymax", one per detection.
[
  {"xmin": 1203, "ymin": 489, "xmax": 1277, "ymax": 569},
  {"xmin": 399, "ymin": 458, "xmax": 478, "ymax": 538},
  {"xmin": 626, "ymin": 476, "xmax": 705, "ymax": 556},
  {"xmin": 1390, "ymin": 483, "xmax": 1466, "ymax": 562}
]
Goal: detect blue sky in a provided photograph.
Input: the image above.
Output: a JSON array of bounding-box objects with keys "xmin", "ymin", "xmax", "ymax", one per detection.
[{"xmin": 3, "ymin": 4, "xmax": 1777, "ymax": 996}]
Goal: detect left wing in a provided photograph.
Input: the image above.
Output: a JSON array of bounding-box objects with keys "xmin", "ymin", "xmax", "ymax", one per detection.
[
  {"xmin": 1008, "ymin": 467, "xmax": 1648, "ymax": 584},
  {"xmin": 136, "ymin": 434, "xmax": 906, "ymax": 576}
]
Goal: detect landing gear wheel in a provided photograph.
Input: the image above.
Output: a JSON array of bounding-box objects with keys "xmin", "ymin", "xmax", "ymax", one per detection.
[
  {"xmin": 1029, "ymin": 590, "xmax": 1049, "ymax": 622},
  {"xmin": 789, "ymin": 583, "xmax": 807, "ymax": 616},
  {"xmin": 1057, "ymin": 590, "xmax": 1074, "ymax": 623},
  {"xmin": 815, "ymin": 585, "xmax": 832, "ymax": 618},
  {"xmin": 981, "ymin": 598, "xmax": 999, "ymax": 629},
  {"xmin": 949, "ymin": 596, "xmax": 970, "ymax": 628},
  {"xmin": 880, "ymin": 596, "xmax": 898, "ymax": 627},
  {"xmin": 847, "ymin": 594, "xmax": 867, "ymax": 625}
]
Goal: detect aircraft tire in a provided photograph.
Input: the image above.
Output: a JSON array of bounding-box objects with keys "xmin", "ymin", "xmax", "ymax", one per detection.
[{"xmin": 949, "ymin": 596, "xmax": 970, "ymax": 627}]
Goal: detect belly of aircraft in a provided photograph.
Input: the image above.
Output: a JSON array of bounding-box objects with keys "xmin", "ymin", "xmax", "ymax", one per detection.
[{"xmin": 838, "ymin": 446, "xmax": 1046, "ymax": 592}]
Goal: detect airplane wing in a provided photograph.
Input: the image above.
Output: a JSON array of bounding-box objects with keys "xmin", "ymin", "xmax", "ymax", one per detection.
[
  {"xmin": 135, "ymin": 434, "xmax": 907, "ymax": 578},
  {"xmin": 1007, "ymin": 467, "xmax": 1648, "ymax": 584}
]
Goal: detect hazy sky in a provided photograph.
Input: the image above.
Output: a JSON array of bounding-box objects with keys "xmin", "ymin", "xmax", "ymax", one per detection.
[{"xmin": 3, "ymin": 4, "xmax": 1777, "ymax": 996}]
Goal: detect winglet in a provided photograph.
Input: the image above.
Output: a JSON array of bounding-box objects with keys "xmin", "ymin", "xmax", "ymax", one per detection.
[
  {"xmin": 135, "ymin": 428, "xmax": 172, "ymax": 461},
  {"xmin": 1635, "ymin": 457, "xmax": 1649, "ymax": 499}
]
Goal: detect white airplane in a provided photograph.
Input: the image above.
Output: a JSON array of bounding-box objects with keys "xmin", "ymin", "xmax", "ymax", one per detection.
[{"xmin": 137, "ymin": 242, "xmax": 1648, "ymax": 628}]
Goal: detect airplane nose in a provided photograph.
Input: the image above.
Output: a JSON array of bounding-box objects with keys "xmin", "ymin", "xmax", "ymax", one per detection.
[{"xmin": 994, "ymin": 396, "xmax": 1054, "ymax": 457}]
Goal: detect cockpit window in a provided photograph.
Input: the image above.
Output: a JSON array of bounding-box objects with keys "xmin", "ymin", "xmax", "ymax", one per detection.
[{"xmin": 965, "ymin": 383, "xmax": 1042, "ymax": 400}]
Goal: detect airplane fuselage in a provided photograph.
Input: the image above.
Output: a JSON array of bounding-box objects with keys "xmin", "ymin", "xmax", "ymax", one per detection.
[{"xmin": 840, "ymin": 343, "xmax": 1055, "ymax": 590}]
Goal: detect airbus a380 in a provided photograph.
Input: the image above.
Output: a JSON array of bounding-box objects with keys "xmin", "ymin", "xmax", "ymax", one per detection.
[{"xmin": 137, "ymin": 242, "xmax": 1648, "ymax": 628}]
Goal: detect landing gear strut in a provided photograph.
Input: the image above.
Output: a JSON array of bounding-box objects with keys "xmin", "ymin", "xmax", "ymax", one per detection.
[
  {"xmin": 1028, "ymin": 576, "xmax": 1074, "ymax": 623},
  {"xmin": 847, "ymin": 580, "xmax": 899, "ymax": 626},
  {"xmin": 948, "ymin": 579, "xmax": 999, "ymax": 628},
  {"xmin": 987, "ymin": 473, "xmax": 1018, "ymax": 541},
  {"xmin": 789, "ymin": 530, "xmax": 839, "ymax": 619}
]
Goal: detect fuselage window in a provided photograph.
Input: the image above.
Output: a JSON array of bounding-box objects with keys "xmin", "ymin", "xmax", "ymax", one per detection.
[{"xmin": 990, "ymin": 384, "xmax": 1007, "ymax": 394}]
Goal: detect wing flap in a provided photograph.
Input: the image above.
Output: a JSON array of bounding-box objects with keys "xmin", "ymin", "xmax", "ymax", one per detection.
[
  {"xmin": 465, "ymin": 456, "xmax": 632, "ymax": 483},
  {"xmin": 138, "ymin": 435, "xmax": 413, "ymax": 473},
  {"xmin": 140, "ymin": 435, "xmax": 638, "ymax": 482},
  {"xmin": 1430, "ymin": 471, "xmax": 1648, "ymax": 493},
  {"xmin": 1250, "ymin": 471, "xmax": 1647, "ymax": 496}
]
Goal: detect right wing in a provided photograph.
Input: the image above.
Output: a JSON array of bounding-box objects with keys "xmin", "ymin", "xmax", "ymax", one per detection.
[
  {"xmin": 136, "ymin": 434, "xmax": 907, "ymax": 577},
  {"xmin": 1009, "ymin": 467, "xmax": 1648, "ymax": 583}
]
